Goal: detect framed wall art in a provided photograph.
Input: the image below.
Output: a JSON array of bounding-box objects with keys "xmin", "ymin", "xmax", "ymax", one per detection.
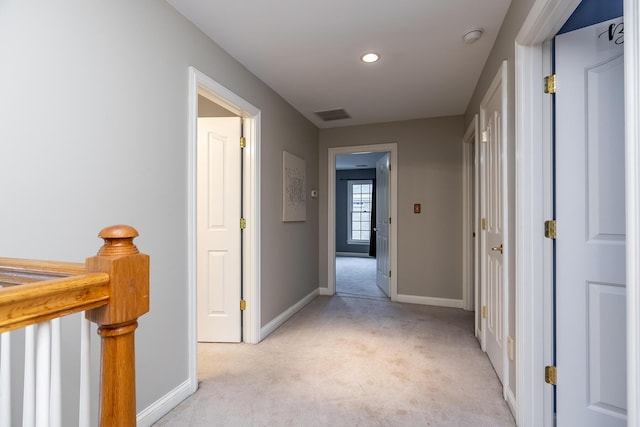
[{"xmin": 282, "ymin": 151, "xmax": 306, "ymax": 222}]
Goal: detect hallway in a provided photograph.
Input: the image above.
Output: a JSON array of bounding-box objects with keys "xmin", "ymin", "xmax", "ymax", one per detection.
[{"xmin": 155, "ymin": 296, "xmax": 514, "ymax": 426}]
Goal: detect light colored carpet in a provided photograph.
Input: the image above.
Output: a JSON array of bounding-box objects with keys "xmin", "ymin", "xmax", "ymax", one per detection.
[
  {"xmin": 154, "ymin": 296, "xmax": 515, "ymax": 426},
  {"xmin": 336, "ymin": 256, "xmax": 386, "ymax": 299}
]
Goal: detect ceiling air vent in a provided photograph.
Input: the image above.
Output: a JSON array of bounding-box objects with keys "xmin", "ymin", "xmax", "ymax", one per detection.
[{"xmin": 314, "ymin": 108, "xmax": 351, "ymax": 122}]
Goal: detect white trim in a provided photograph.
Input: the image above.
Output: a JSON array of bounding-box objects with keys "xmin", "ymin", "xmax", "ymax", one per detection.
[
  {"xmin": 187, "ymin": 67, "xmax": 262, "ymax": 398},
  {"xmin": 462, "ymin": 116, "xmax": 477, "ymax": 312},
  {"xmin": 336, "ymin": 252, "xmax": 372, "ymax": 258},
  {"xmin": 327, "ymin": 143, "xmax": 398, "ymax": 300},
  {"xmin": 517, "ymin": 0, "xmax": 581, "ymax": 45},
  {"xmin": 513, "ymin": 1, "xmax": 586, "ymax": 426},
  {"xmin": 505, "ymin": 386, "xmax": 517, "ymax": 421},
  {"xmin": 136, "ymin": 379, "xmax": 192, "ymax": 427},
  {"xmin": 260, "ymin": 289, "xmax": 319, "ymax": 339},
  {"xmin": 319, "ymin": 287, "xmax": 333, "ymax": 296},
  {"xmin": 396, "ymin": 294, "xmax": 464, "ymax": 309},
  {"xmin": 515, "ymin": 40, "xmax": 549, "ymax": 427},
  {"xmin": 478, "ymin": 113, "xmax": 487, "ymax": 352},
  {"xmin": 346, "ymin": 179, "xmax": 374, "ymax": 245},
  {"xmin": 625, "ymin": 0, "xmax": 640, "ymax": 425}
]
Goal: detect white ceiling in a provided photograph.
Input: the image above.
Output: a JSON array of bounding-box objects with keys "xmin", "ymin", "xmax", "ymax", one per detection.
[
  {"xmin": 166, "ymin": 0, "xmax": 512, "ymax": 129},
  {"xmin": 336, "ymin": 152, "xmax": 386, "ymax": 170}
]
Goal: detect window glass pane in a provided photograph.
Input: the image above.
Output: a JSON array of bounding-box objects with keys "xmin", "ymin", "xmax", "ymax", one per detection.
[{"xmin": 348, "ymin": 179, "xmax": 373, "ymax": 243}]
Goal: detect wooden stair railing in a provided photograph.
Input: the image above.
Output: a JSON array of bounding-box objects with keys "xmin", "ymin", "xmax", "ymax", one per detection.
[{"xmin": 0, "ymin": 225, "xmax": 149, "ymax": 427}]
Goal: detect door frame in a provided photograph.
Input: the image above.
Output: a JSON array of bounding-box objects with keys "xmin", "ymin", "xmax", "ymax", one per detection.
[
  {"xmin": 514, "ymin": 0, "xmax": 640, "ymax": 425},
  {"xmin": 462, "ymin": 115, "xmax": 479, "ymax": 316},
  {"xmin": 187, "ymin": 67, "xmax": 262, "ymax": 393},
  {"xmin": 325, "ymin": 143, "xmax": 398, "ymax": 299}
]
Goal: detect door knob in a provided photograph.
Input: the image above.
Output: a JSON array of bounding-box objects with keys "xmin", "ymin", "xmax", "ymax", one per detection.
[
  {"xmin": 373, "ymin": 228, "xmax": 377, "ymax": 232},
  {"xmin": 491, "ymin": 244, "xmax": 503, "ymax": 254}
]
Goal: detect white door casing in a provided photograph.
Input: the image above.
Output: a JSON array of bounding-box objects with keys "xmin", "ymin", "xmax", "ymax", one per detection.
[
  {"xmin": 480, "ymin": 61, "xmax": 509, "ymax": 387},
  {"xmin": 197, "ymin": 117, "xmax": 242, "ymax": 343},
  {"xmin": 326, "ymin": 143, "xmax": 398, "ymax": 299},
  {"xmin": 463, "ymin": 116, "xmax": 479, "ymax": 321},
  {"xmin": 555, "ymin": 17, "xmax": 626, "ymax": 425},
  {"xmin": 513, "ymin": 1, "xmax": 640, "ymax": 425},
  {"xmin": 376, "ymin": 153, "xmax": 390, "ymax": 297}
]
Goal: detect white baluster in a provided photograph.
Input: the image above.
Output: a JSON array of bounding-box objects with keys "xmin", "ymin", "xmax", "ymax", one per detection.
[
  {"xmin": 50, "ymin": 319, "xmax": 61, "ymax": 427},
  {"xmin": 78, "ymin": 318, "xmax": 91, "ymax": 427},
  {"xmin": 35, "ymin": 322, "xmax": 51, "ymax": 427},
  {"xmin": 0, "ymin": 332, "xmax": 11, "ymax": 427},
  {"xmin": 23, "ymin": 325, "xmax": 36, "ymax": 427}
]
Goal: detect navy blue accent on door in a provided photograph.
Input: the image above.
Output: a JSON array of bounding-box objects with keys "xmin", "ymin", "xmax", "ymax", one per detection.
[
  {"xmin": 558, "ymin": 0, "xmax": 623, "ymax": 34},
  {"xmin": 336, "ymin": 169, "xmax": 376, "ymax": 254}
]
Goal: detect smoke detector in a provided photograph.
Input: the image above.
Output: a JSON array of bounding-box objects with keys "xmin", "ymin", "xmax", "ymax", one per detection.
[{"xmin": 463, "ymin": 28, "xmax": 484, "ymax": 44}]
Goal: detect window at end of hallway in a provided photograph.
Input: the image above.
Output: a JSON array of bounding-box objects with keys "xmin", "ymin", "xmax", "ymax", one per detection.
[{"xmin": 347, "ymin": 180, "xmax": 372, "ymax": 244}]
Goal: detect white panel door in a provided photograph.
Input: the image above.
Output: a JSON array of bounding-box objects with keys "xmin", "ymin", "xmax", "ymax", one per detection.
[
  {"xmin": 481, "ymin": 64, "xmax": 507, "ymax": 385},
  {"xmin": 556, "ymin": 17, "xmax": 626, "ymax": 425},
  {"xmin": 197, "ymin": 117, "xmax": 242, "ymax": 343},
  {"xmin": 376, "ymin": 153, "xmax": 390, "ymax": 297}
]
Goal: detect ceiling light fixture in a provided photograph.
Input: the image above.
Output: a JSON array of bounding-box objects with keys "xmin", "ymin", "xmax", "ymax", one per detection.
[
  {"xmin": 462, "ymin": 28, "xmax": 484, "ymax": 44},
  {"xmin": 360, "ymin": 52, "xmax": 380, "ymax": 63}
]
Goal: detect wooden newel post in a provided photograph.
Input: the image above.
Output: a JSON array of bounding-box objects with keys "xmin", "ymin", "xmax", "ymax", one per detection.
[{"xmin": 85, "ymin": 225, "xmax": 150, "ymax": 427}]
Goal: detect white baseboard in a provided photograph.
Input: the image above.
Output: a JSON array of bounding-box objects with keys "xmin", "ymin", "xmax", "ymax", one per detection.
[
  {"xmin": 396, "ymin": 294, "xmax": 464, "ymax": 309},
  {"xmin": 136, "ymin": 379, "xmax": 192, "ymax": 427},
  {"xmin": 260, "ymin": 288, "xmax": 319, "ymax": 340},
  {"xmin": 319, "ymin": 287, "xmax": 333, "ymax": 296},
  {"xmin": 336, "ymin": 252, "xmax": 372, "ymax": 258},
  {"xmin": 505, "ymin": 385, "xmax": 517, "ymax": 420}
]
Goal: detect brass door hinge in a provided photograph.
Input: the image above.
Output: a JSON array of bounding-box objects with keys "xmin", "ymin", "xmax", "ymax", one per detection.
[
  {"xmin": 544, "ymin": 74, "xmax": 557, "ymax": 94},
  {"xmin": 240, "ymin": 218, "xmax": 247, "ymax": 229},
  {"xmin": 388, "ymin": 270, "xmax": 392, "ymax": 278},
  {"xmin": 389, "ymin": 217, "xmax": 392, "ymax": 224},
  {"xmin": 544, "ymin": 220, "xmax": 556, "ymax": 239},
  {"xmin": 545, "ymin": 365, "xmax": 557, "ymax": 385},
  {"xmin": 481, "ymin": 218, "xmax": 487, "ymax": 230},
  {"xmin": 240, "ymin": 137, "xmax": 247, "ymax": 149},
  {"xmin": 240, "ymin": 299, "xmax": 247, "ymax": 311},
  {"xmin": 482, "ymin": 306, "xmax": 487, "ymax": 319}
]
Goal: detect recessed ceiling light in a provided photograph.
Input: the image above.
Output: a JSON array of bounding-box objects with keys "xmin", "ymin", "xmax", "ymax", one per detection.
[{"xmin": 360, "ymin": 52, "xmax": 380, "ymax": 63}]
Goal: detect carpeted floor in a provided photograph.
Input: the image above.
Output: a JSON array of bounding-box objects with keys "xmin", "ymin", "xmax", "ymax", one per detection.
[
  {"xmin": 335, "ymin": 255, "xmax": 386, "ymax": 299},
  {"xmin": 154, "ymin": 296, "xmax": 515, "ymax": 426}
]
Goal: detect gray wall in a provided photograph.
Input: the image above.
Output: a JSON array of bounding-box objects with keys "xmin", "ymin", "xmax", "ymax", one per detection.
[
  {"xmin": 464, "ymin": 0, "xmax": 537, "ymax": 399},
  {"xmin": 0, "ymin": 0, "xmax": 318, "ymax": 422},
  {"xmin": 319, "ymin": 116, "xmax": 464, "ymax": 300},
  {"xmin": 336, "ymin": 169, "xmax": 376, "ymax": 254}
]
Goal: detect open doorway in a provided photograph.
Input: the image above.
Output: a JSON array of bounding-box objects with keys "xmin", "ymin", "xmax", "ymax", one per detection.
[
  {"xmin": 326, "ymin": 143, "xmax": 398, "ymax": 299},
  {"xmin": 334, "ymin": 153, "xmax": 386, "ymax": 299},
  {"xmin": 187, "ymin": 67, "xmax": 262, "ymax": 395}
]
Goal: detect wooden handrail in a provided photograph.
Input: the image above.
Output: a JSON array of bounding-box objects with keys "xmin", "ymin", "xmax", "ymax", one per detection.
[
  {"xmin": 0, "ymin": 224, "xmax": 150, "ymax": 427},
  {"xmin": 0, "ymin": 272, "xmax": 110, "ymax": 333}
]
